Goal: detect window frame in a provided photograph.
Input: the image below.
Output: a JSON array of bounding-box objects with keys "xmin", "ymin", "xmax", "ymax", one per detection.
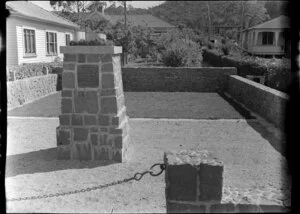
[
  {"xmin": 23, "ymin": 27, "xmax": 37, "ymax": 57},
  {"xmin": 46, "ymin": 31, "xmax": 58, "ymax": 56},
  {"xmin": 65, "ymin": 33, "xmax": 71, "ymax": 46}
]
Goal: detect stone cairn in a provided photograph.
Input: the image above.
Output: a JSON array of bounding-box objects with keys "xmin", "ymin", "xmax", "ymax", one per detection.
[{"xmin": 56, "ymin": 46, "xmax": 129, "ymax": 162}]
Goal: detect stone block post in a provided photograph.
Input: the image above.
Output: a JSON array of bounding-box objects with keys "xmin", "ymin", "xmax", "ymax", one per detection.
[
  {"xmin": 164, "ymin": 150, "xmax": 225, "ymax": 213},
  {"xmin": 56, "ymin": 46, "xmax": 130, "ymax": 162}
]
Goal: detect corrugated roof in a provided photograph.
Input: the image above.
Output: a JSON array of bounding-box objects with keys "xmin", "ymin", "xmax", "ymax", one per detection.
[
  {"xmin": 6, "ymin": 1, "xmax": 80, "ymax": 29},
  {"xmin": 108, "ymin": 15, "xmax": 175, "ymax": 29},
  {"xmin": 246, "ymin": 15, "xmax": 290, "ymax": 31}
]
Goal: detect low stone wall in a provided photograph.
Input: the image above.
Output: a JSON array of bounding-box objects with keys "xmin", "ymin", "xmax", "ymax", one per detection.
[
  {"xmin": 226, "ymin": 75, "xmax": 288, "ymax": 129},
  {"xmin": 122, "ymin": 67, "xmax": 237, "ymax": 92},
  {"xmin": 165, "ymin": 150, "xmax": 290, "ymax": 213},
  {"xmin": 7, "ymin": 74, "xmax": 57, "ymax": 110}
]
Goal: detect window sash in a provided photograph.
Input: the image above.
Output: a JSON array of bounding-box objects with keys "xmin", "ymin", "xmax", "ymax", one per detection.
[
  {"xmin": 46, "ymin": 32, "xmax": 57, "ymax": 55},
  {"xmin": 66, "ymin": 34, "xmax": 70, "ymax": 46},
  {"xmin": 24, "ymin": 29, "xmax": 36, "ymax": 54},
  {"xmin": 262, "ymin": 32, "xmax": 274, "ymax": 45}
]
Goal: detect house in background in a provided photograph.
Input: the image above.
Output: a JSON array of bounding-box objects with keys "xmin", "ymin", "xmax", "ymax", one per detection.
[
  {"xmin": 241, "ymin": 15, "xmax": 290, "ymax": 57},
  {"xmin": 108, "ymin": 14, "xmax": 176, "ymax": 34},
  {"xmin": 6, "ymin": 1, "xmax": 81, "ymax": 66}
]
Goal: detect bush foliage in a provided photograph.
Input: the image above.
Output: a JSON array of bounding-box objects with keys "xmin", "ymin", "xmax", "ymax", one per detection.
[
  {"xmin": 7, "ymin": 62, "xmax": 63, "ymax": 81},
  {"xmin": 202, "ymin": 48, "xmax": 291, "ymax": 92},
  {"xmin": 70, "ymin": 39, "xmax": 114, "ymax": 46},
  {"xmin": 162, "ymin": 39, "xmax": 202, "ymax": 67}
]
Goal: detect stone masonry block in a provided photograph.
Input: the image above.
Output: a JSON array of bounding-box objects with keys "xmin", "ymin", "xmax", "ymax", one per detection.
[
  {"xmin": 101, "ymin": 88, "xmax": 117, "ymax": 97},
  {"xmin": 90, "ymin": 133, "xmax": 98, "ymax": 145},
  {"xmin": 61, "ymin": 98, "xmax": 72, "ymax": 113},
  {"xmin": 90, "ymin": 127, "xmax": 99, "ymax": 133},
  {"xmin": 259, "ymin": 205, "xmax": 290, "ymax": 213},
  {"xmin": 62, "ymin": 90, "xmax": 72, "ymax": 97},
  {"xmin": 114, "ymin": 135, "xmax": 122, "ymax": 148},
  {"xmin": 73, "ymin": 127, "xmax": 88, "ymax": 141},
  {"xmin": 84, "ymin": 115, "xmax": 97, "ymax": 125},
  {"xmin": 109, "ymin": 127, "xmax": 123, "ymax": 135},
  {"xmin": 98, "ymin": 114, "xmax": 110, "ymax": 126},
  {"xmin": 101, "ymin": 97, "xmax": 118, "ymax": 114},
  {"xmin": 57, "ymin": 145, "xmax": 71, "ymax": 160},
  {"xmin": 165, "ymin": 150, "xmax": 223, "ymax": 202},
  {"xmin": 99, "ymin": 134, "xmax": 108, "ymax": 145},
  {"xmin": 78, "ymin": 54, "xmax": 86, "ymax": 63},
  {"xmin": 112, "ymin": 150, "xmax": 122, "ymax": 162},
  {"xmin": 101, "ymin": 54, "xmax": 112, "ymax": 63},
  {"xmin": 77, "ymin": 65, "xmax": 99, "ymax": 88},
  {"xmin": 59, "ymin": 115, "xmax": 70, "ymax": 125},
  {"xmin": 198, "ymin": 155, "xmax": 223, "ymax": 201},
  {"xmin": 72, "ymin": 143, "xmax": 91, "ymax": 161},
  {"xmin": 112, "ymin": 107, "xmax": 126, "ymax": 126},
  {"xmin": 94, "ymin": 147, "xmax": 109, "ymax": 160},
  {"xmin": 102, "ymin": 73, "xmax": 115, "ymax": 89},
  {"xmin": 56, "ymin": 127, "xmax": 71, "ymax": 146},
  {"xmin": 237, "ymin": 204, "xmax": 260, "ymax": 213},
  {"xmin": 71, "ymin": 114, "xmax": 83, "ymax": 126},
  {"xmin": 101, "ymin": 63, "xmax": 114, "ymax": 73},
  {"xmin": 74, "ymin": 91, "xmax": 98, "ymax": 114},
  {"xmin": 62, "ymin": 72, "xmax": 75, "ymax": 88},
  {"xmin": 210, "ymin": 203, "xmax": 235, "ymax": 213},
  {"xmin": 164, "ymin": 151, "xmax": 198, "ymax": 201},
  {"xmin": 167, "ymin": 202, "xmax": 206, "ymax": 214},
  {"xmin": 63, "ymin": 63, "xmax": 75, "ymax": 71},
  {"xmin": 64, "ymin": 54, "xmax": 77, "ymax": 62},
  {"xmin": 87, "ymin": 54, "xmax": 101, "ymax": 63}
]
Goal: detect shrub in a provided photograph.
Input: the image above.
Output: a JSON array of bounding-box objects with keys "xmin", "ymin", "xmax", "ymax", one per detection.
[
  {"xmin": 6, "ymin": 62, "xmax": 62, "ymax": 81},
  {"xmin": 69, "ymin": 39, "xmax": 114, "ymax": 46},
  {"xmin": 161, "ymin": 39, "xmax": 201, "ymax": 67},
  {"xmin": 221, "ymin": 44, "xmax": 230, "ymax": 56},
  {"xmin": 202, "ymin": 49, "xmax": 291, "ymax": 92}
]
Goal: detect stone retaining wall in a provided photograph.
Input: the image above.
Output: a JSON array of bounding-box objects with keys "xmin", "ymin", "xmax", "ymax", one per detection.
[
  {"xmin": 7, "ymin": 74, "xmax": 57, "ymax": 110},
  {"xmin": 226, "ymin": 75, "xmax": 288, "ymax": 129},
  {"xmin": 56, "ymin": 46, "xmax": 130, "ymax": 162},
  {"xmin": 122, "ymin": 67, "xmax": 237, "ymax": 92},
  {"xmin": 165, "ymin": 150, "xmax": 290, "ymax": 213}
]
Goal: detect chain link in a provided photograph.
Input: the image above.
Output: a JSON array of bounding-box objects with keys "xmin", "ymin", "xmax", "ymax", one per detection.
[{"xmin": 7, "ymin": 163, "xmax": 166, "ymax": 202}]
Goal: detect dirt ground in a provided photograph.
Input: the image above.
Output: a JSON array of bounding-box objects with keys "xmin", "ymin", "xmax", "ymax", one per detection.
[{"xmin": 6, "ymin": 117, "xmax": 290, "ymax": 213}]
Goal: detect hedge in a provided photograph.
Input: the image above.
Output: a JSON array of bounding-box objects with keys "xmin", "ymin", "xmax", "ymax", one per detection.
[
  {"xmin": 6, "ymin": 62, "xmax": 63, "ymax": 81},
  {"xmin": 202, "ymin": 49, "xmax": 291, "ymax": 92}
]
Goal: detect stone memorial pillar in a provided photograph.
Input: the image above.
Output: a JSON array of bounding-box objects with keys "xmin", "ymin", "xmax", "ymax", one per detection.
[{"xmin": 56, "ymin": 46, "xmax": 130, "ymax": 162}]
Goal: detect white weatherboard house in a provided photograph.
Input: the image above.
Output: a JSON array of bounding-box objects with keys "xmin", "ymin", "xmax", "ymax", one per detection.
[
  {"xmin": 6, "ymin": 1, "xmax": 82, "ymax": 66},
  {"xmin": 241, "ymin": 15, "xmax": 290, "ymax": 56}
]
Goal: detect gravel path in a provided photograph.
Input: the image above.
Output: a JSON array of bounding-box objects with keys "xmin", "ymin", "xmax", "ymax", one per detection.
[
  {"xmin": 6, "ymin": 118, "xmax": 290, "ymax": 213},
  {"xmin": 8, "ymin": 92, "xmax": 254, "ymax": 119}
]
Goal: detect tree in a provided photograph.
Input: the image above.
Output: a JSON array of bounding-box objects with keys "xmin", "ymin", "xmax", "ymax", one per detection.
[
  {"xmin": 264, "ymin": 0, "xmax": 288, "ymax": 19},
  {"xmin": 50, "ymin": 1, "xmax": 89, "ymax": 25}
]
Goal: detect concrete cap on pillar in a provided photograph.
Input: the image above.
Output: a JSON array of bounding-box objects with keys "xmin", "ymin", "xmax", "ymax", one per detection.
[{"xmin": 60, "ymin": 46, "xmax": 122, "ymax": 54}]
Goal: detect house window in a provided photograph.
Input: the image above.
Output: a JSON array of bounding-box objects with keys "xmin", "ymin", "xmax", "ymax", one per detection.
[
  {"xmin": 262, "ymin": 32, "xmax": 274, "ymax": 45},
  {"xmin": 24, "ymin": 29, "xmax": 36, "ymax": 55},
  {"xmin": 66, "ymin": 34, "xmax": 70, "ymax": 46},
  {"xmin": 46, "ymin": 32, "xmax": 57, "ymax": 55}
]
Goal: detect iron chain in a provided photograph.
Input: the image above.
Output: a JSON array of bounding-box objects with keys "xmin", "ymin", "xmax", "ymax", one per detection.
[{"xmin": 7, "ymin": 163, "xmax": 166, "ymax": 202}]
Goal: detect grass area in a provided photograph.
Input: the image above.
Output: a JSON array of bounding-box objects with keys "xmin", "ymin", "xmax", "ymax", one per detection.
[{"xmin": 8, "ymin": 91, "xmax": 254, "ymax": 119}]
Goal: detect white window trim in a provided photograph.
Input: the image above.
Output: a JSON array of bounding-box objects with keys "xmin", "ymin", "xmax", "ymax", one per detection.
[
  {"xmin": 22, "ymin": 26, "xmax": 37, "ymax": 58},
  {"xmin": 45, "ymin": 30, "xmax": 58, "ymax": 56}
]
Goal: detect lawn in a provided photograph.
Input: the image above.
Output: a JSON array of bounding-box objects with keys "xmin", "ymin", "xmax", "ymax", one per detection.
[{"xmin": 8, "ymin": 91, "xmax": 254, "ymax": 119}]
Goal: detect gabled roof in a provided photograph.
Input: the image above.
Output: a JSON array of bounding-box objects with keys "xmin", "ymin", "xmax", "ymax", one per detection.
[
  {"xmin": 108, "ymin": 15, "xmax": 175, "ymax": 29},
  {"xmin": 245, "ymin": 15, "xmax": 290, "ymax": 31},
  {"xmin": 6, "ymin": 1, "xmax": 80, "ymax": 29}
]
